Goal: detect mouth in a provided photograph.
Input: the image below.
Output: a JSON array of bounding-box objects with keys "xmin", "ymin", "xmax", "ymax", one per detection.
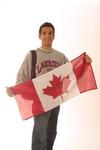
[{"xmin": 46, "ymin": 39, "xmax": 52, "ymax": 42}]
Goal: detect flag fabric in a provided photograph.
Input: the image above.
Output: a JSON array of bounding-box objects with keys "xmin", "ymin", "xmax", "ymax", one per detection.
[{"xmin": 10, "ymin": 52, "xmax": 97, "ymax": 120}]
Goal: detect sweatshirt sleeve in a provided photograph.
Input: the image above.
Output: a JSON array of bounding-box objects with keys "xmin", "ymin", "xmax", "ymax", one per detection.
[
  {"xmin": 16, "ymin": 52, "xmax": 32, "ymax": 84},
  {"xmin": 61, "ymin": 53, "xmax": 69, "ymax": 64}
]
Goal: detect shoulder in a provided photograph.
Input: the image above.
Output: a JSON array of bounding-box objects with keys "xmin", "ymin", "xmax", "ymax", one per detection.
[
  {"xmin": 21, "ymin": 51, "xmax": 32, "ymax": 63},
  {"xmin": 53, "ymin": 49, "xmax": 67, "ymax": 58},
  {"xmin": 53, "ymin": 49, "xmax": 69, "ymax": 64},
  {"xmin": 53, "ymin": 49, "xmax": 63, "ymax": 54},
  {"xmin": 26, "ymin": 49, "xmax": 37, "ymax": 58}
]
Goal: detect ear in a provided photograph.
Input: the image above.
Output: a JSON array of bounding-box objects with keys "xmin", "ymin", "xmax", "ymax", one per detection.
[
  {"xmin": 38, "ymin": 34, "xmax": 41, "ymax": 40},
  {"xmin": 53, "ymin": 32, "xmax": 55, "ymax": 40}
]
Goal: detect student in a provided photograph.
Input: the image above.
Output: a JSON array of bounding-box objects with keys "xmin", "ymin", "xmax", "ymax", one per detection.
[{"xmin": 6, "ymin": 22, "xmax": 92, "ymax": 150}]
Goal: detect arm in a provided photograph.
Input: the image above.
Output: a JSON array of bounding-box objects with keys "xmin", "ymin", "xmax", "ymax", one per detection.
[
  {"xmin": 6, "ymin": 52, "xmax": 32, "ymax": 97},
  {"xmin": 61, "ymin": 54, "xmax": 69, "ymax": 64},
  {"xmin": 16, "ymin": 52, "xmax": 32, "ymax": 84}
]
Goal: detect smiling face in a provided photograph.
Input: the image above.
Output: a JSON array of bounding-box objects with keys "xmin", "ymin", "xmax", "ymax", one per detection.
[{"xmin": 39, "ymin": 27, "xmax": 55, "ymax": 49}]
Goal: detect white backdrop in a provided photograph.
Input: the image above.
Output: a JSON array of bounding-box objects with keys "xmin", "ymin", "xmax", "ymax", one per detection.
[{"xmin": 0, "ymin": 0, "xmax": 100, "ymax": 150}]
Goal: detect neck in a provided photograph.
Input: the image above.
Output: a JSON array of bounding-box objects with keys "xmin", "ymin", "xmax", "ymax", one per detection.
[
  {"xmin": 41, "ymin": 43, "xmax": 53, "ymax": 50},
  {"xmin": 40, "ymin": 46, "xmax": 53, "ymax": 52},
  {"xmin": 41, "ymin": 46, "xmax": 52, "ymax": 50}
]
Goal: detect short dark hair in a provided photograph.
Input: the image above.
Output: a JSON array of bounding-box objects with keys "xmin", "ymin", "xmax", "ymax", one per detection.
[{"xmin": 39, "ymin": 22, "xmax": 55, "ymax": 35}]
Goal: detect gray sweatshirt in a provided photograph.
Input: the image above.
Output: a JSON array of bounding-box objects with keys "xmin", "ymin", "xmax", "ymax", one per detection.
[{"xmin": 16, "ymin": 48, "xmax": 69, "ymax": 84}]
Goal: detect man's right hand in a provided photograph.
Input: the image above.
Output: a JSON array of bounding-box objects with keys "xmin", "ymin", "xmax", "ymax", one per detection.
[{"xmin": 6, "ymin": 87, "xmax": 14, "ymax": 97}]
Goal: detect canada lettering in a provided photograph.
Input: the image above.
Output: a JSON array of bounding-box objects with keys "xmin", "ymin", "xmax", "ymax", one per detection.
[{"xmin": 37, "ymin": 60, "xmax": 60, "ymax": 74}]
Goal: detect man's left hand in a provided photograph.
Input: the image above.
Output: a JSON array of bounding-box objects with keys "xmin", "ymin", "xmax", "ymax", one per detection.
[{"xmin": 85, "ymin": 55, "xmax": 92, "ymax": 63}]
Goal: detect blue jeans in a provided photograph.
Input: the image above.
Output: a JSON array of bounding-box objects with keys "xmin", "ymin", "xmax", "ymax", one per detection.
[{"xmin": 31, "ymin": 106, "xmax": 60, "ymax": 150}]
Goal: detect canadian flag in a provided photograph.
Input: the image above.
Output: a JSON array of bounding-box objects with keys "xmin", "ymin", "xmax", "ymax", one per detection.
[{"xmin": 9, "ymin": 52, "xmax": 97, "ymax": 120}]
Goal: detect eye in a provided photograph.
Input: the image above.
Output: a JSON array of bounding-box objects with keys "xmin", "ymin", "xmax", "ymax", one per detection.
[
  {"xmin": 42, "ymin": 31, "xmax": 46, "ymax": 35},
  {"xmin": 49, "ymin": 31, "xmax": 53, "ymax": 35}
]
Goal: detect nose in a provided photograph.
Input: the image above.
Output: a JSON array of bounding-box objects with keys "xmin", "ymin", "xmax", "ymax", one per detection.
[{"xmin": 46, "ymin": 33, "xmax": 50, "ymax": 37}]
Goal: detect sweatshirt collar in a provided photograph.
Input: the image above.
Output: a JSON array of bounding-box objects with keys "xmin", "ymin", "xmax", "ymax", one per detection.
[{"xmin": 38, "ymin": 47, "xmax": 53, "ymax": 53}]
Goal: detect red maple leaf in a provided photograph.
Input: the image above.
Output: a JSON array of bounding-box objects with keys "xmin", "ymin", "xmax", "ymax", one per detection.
[{"xmin": 42, "ymin": 74, "xmax": 71, "ymax": 100}]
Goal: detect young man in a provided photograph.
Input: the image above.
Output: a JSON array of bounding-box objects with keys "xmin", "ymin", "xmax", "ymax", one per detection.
[{"xmin": 6, "ymin": 22, "xmax": 92, "ymax": 150}]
